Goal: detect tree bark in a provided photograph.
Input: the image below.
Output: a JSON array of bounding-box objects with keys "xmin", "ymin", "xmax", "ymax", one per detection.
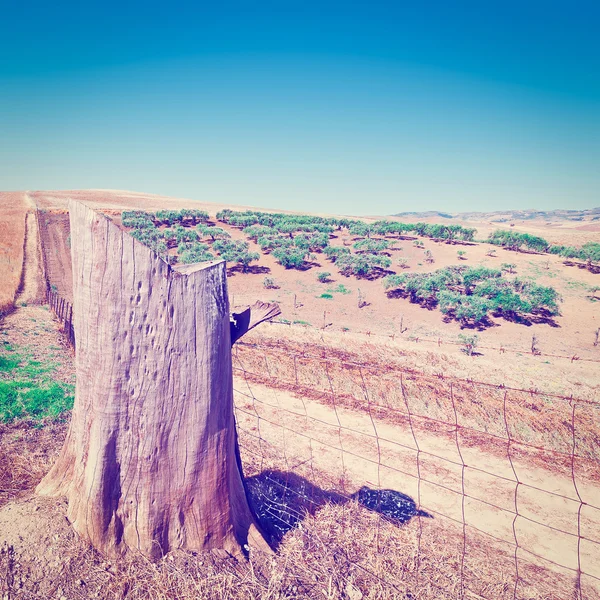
[{"xmin": 37, "ymin": 201, "xmax": 272, "ymax": 558}]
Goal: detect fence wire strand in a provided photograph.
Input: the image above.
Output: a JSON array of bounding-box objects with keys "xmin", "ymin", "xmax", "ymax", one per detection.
[
  {"xmin": 267, "ymin": 319, "xmax": 600, "ymax": 364},
  {"xmin": 232, "ymin": 339, "xmax": 600, "ymax": 599}
]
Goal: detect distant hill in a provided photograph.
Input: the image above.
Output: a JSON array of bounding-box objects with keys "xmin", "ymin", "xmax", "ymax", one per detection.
[{"xmin": 392, "ymin": 207, "xmax": 600, "ymax": 223}]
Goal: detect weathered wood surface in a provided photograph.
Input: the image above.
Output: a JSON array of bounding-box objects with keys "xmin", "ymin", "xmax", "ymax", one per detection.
[
  {"xmin": 231, "ymin": 301, "xmax": 282, "ymax": 345},
  {"xmin": 37, "ymin": 201, "xmax": 270, "ymax": 558}
]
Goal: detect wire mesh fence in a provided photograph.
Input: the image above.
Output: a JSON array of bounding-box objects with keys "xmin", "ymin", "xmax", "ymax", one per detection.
[
  {"xmin": 266, "ymin": 319, "xmax": 600, "ymax": 364},
  {"xmin": 46, "ymin": 287, "xmax": 75, "ymax": 346},
  {"xmin": 232, "ymin": 339, "xmax": 600, "ymax": 599}
]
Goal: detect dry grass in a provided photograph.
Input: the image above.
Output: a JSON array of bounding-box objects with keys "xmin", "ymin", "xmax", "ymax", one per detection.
[
  {"xmin": 0, "ymin": 420, "xmax": 67, "ymax": 508},
  {"xmin": 248, "ymin": 324, "xmax": 600, "ymax": 401},
  {"xmin": 0, "ymin": 418, "xmax": 590, "ymax": 600},
  {"xmin": 0, "ymin": 192, "xmax": 28, "ymax": 315}
]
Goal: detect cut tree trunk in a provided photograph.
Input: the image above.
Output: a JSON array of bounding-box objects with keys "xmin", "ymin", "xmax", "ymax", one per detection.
[{"xmin": 37, "ymin": 201, "xmax": 275, "ymax": 558}]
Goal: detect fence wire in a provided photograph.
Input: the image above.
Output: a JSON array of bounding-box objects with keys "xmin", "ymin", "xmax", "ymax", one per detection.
[
  {"xmin": 233, "ymin": 340, "xmax": 600, "ymax": 600},
  {"xmin": 267, "ymin": 319, "xmax": 600, "ymax": 364},
  {"xmin": 46, "ymin": 287, "xmax": 75, "ymax": 346}
]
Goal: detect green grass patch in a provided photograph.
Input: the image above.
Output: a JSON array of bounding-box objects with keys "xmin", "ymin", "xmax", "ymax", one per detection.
[
  {"xmin": 18, "ymin": 359, "xmax": 57, "ymax": 378},
  {"xmin": 327, "ymin": 284, "xmax": 352, "ymax": 295},
  {"xmin": 0, "ymin": 346, "xmax": 74, "ymax": 423},
  {"xmin": 565, "ymin": 279, "xmax": 589, "ymax": 291},
  {"xmin": 0, "ymin": 380, "xmax": 74, "ymax": 422},
  {"xmin": 0, "ymin": 354, "xmax": 21, "ymax": 372}
]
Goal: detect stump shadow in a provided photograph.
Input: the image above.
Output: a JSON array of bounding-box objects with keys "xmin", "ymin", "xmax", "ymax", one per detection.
[{"xmin": 245, "ymin": 470, "xmax": 431, "ymax": 548}]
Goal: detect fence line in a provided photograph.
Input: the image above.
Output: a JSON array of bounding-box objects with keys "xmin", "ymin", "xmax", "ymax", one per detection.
[
  {"xmin": 236, "ymin": 339, "xmax": 599, "ymax": 406},
  {"xmin": 36, "ymin": 206, "xmax": 75, "ymax": 347},
  {"xmin": 46, "ymin": 287, "xmax": 75, "ymax": 347},
  {"xmin": 267, "ymin": 319, "xmax": 600, "ymax": 364},
  {"xmin": 232, "ymin": 342, "xmax": 600, "ymax": 599}
]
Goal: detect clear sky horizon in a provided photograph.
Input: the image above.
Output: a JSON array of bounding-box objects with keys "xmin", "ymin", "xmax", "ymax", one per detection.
[{"xmin": 1, "ymin": 1, "xmax": 598, "ymax": 215}]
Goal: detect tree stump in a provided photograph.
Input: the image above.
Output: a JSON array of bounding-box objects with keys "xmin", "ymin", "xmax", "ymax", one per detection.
[{"xmin": 37, "ymin": 201, "xmax": 274, "ymax": 558}]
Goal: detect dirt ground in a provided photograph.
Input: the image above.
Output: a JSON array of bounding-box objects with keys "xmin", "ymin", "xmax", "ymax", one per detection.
[{"xmin": 0, "ymin": 190, "xmax": 598, "ymax": 598}]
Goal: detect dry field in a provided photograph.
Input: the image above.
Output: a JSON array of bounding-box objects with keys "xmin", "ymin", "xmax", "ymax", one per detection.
[
  {"xmin": 1, "ymin": 190, "xmax": 599, "ymax": 599},
  {"xmin": 0, "ymin": 192, "xmax": 30, "ymax": 315}
]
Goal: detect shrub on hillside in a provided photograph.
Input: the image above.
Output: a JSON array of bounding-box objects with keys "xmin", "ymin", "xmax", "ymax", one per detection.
[
  {"xmin": 257, "ymin": 235, "xmax": 293, "ymax": 253},
  {"xmin": 243, "ymin": 225, "xmax": 277, "ymax": 241},
  {"xmin": 263, "ymin": 276, "xmax": 278, "ymax": 289},
  {"xmin": 213, "ymin": 239, "xmax": 260, "ymax": 272},
  {"xmin": 371, "ymin": 221, "xmax": 414, "ymax": 237},
  {"xmin": 336, "ymin": 253, "xmax": 391, "ymax": 277},
  {"xmin": 196, "ymin": 224, "xmax": 231, "ymax": 241},
  {"xmin": 178, "ymin": 242, "xmax": 214, "ymax": 264},
  {"xmin": 169, "ymin": 225, "xmax": 198, "ymax": 245},
  {"xmin": 488, "ymin": 230, "xmax": 549, "ymax": 253},
  {"xmin": 155, "ymin": 210, "xmax": 182, "ymax": 226},
  {"xmin": 130, "ymin": 228, "xmax": 167, "ymax": 255},
  {"xmin": 122, "ymin": 211, "xmax": 155, "ymax": 228},
  {"xmin": 323, "ymin": 246, "xmax": 351, "ymax": 262},
  {"xmin": 458, "ymin": 333, "xmax": 479, "ymax": 356},
  {"xmin": 294, "ymin": 232, "xmax": 330, "ymax": 252},
  {"xmin": 348, "ymin": 222, "xmax": 374, "ymax": 238},
  {"xmin": 353, "ymin": 238, "xmax": 390, "ymax": 253},
  {"xmin": 384, "ymin": 265, "xmax": 561, "ymax": 325},
  {"xmin": 272, "ymin": 247, "xmax": 310, "ymax": 269},
  {"xmin": 581, "ymin": 242, "xmax": 600, "ymax": 266},
  {"xmin": 179, "ymin": 209, "xmax": 209, "ymax": 224},
  {"xmin": 438, "ymin": 292, "xmax": 492, "ymax": 326}
]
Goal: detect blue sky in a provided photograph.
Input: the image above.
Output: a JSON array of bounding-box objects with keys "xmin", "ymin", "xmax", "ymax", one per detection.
[{"xmin": 1, "ymin": 1, "xmax": 598, "ymax": 215}]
